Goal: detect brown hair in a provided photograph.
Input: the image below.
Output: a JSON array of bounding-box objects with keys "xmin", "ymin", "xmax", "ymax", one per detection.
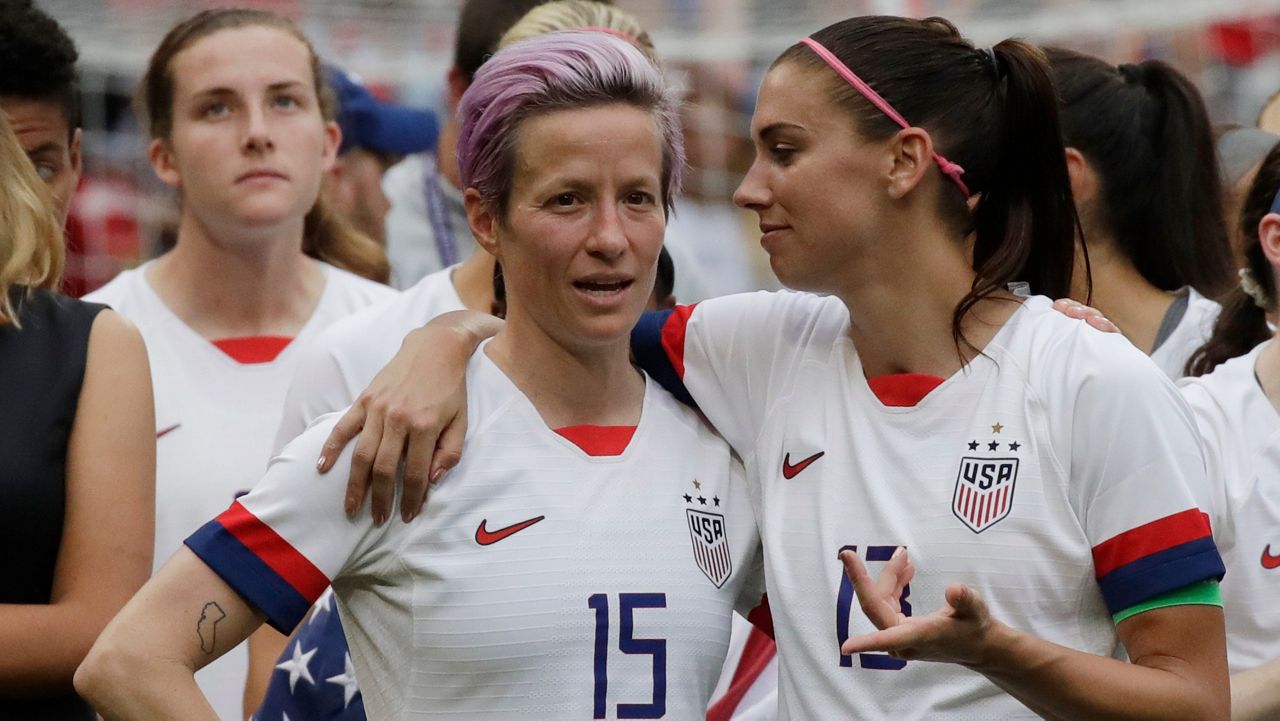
[
  {"xmin": 0, "ymin": 112, "xmax": 64, "ymax": 326},
  {"xmin": 1187, "ymin": 140, "xmax": 1279, "ymax": 376},
  {"xmin": 139, "ymin": 8, "xmax": 388, "ymax": 283},
  {"xmin": 777, "ymin": 16, "xmax": 1082, "ymax": 352}
]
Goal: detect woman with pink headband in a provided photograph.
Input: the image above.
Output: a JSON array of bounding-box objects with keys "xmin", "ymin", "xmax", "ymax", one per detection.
[{"xmin": 319, "ymin": 15, "xmax": 1229, "ymax": 719}]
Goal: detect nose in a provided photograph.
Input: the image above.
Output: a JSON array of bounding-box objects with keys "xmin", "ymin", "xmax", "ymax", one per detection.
[
  {"xmin": 585, "ymin": 203, "xmax": 628, "ymax": 259},
  {"xmin": 733, "ymin": 157, "xmax": 770, "ymax": 211},
  {"xmin": 242, "ymin": 105, "xmax": 274, "ymax": 155}
]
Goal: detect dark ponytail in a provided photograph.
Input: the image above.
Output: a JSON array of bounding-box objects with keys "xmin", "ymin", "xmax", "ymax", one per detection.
[
  {"xmin": 779, "ymin": 17, "xmax": 1080, "ymax": 352},
  {"xmin": 1187, "ymin": 140, "xmax": 1280, "ymax": 376},
  {"xmin": 1047, "ymin": 49, "xmax": 1233, "ymax": 299}
]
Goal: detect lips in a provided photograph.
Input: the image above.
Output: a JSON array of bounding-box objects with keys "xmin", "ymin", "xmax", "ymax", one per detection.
[
  {"xmin": 235, "ymin": 168, "xmax": 288, "ymax": 184},
  {"xmin": 572, "ymin": 275, "xmax": 635, "ymax": 307}
]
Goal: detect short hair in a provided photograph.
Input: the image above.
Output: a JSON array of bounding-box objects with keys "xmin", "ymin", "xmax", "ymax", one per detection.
[
  {"xmin": 458, "ymin": 31, "xmax": 684, "ymax": 219},
  {"xmin": 0, "ymin": 0, "xmax": 80, "ymax": 134},
  {"xmin": 0, "ymin": 112, "xmax": 65, "ymax": 326},
  {"xmin": 500, "ymin": 0, "xmax": 653, "ymax": 59},
  {"xmin": 454, "ymin": 0, "xmax": 572, "ymax": 84}
]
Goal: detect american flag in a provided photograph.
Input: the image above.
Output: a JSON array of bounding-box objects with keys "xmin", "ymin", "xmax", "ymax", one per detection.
[{"xmin": 252, "ymin": 589, "xmax": 366, "ymax": 721}]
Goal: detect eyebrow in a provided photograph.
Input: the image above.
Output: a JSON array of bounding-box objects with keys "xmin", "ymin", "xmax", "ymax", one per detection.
[
  {"xmin": 189, "ymin": 80, "xmax": 309, "ymax": 100},
  {"xmin": 24, "ymin": 141, "xmax": 65, "ymax": 157},
  {"xmin": 757, "ymin": 121, "xmax": 806, "ymax": 141}
]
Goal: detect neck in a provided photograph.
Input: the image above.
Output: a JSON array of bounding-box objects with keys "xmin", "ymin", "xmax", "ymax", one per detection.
[
  {"xmin": 1257, "ymin": 337, "xmax": 1280, "ymax": 413},
  {"xmin": 437, "ymin": 120, "xmax": 461, "ymax": 191},
  {"xmin": 452, "ymin": 250, "xmax": 496, "ymax": 313},
  {"xmin": 835, "ymin": 221, "xmax": 1015, "ymax": 379},
  {"xmin": 1073, "ymin": 234, "xmax": 1174, "ymax": 354},
  {"xmin": 146, "ymin": 211, "xmax": 326, "ymax": 339},
  {"xmin": 485, "ymin": 312, "xmax": 644, "ymax": 429}
]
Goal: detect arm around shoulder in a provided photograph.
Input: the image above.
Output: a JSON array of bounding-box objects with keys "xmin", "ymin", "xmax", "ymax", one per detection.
[{"xmin": 0, "ymin": 309, "xmax": 154, "ymax": 693}]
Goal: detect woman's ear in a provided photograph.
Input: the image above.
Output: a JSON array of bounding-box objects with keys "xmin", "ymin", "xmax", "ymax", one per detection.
[
  {"xmin": 886, "ymin": 127, "xmax": 933, "ymax": 200},
  {"xmin": 1064, "ymin": 148, "xmax": 1098, "ymax": 207},
  {"xmin": 465, "ymin": 188, "xmax": 501, "ymax": 259},
  {"xmin": 148, "ymin": 137, "xmax": 181, "ymax": 188},
  {"xmin": 1259, "ymin": 212, "xmax": 1280, "ymax": 270},
  {"xmin": 321, "ymin": 120, "xmax": 341, "ymax": 173}
]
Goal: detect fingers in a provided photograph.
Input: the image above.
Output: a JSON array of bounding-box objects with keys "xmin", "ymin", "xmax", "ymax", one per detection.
[
  {"xmin": 320, "ymin": 402, "xmax": 368, "ymax": 474},
  {"xmin": 842, "ymin": 549, "xmax": 899, "ymax": 630},
  {"xmin": 368, "ymin": 417, "xmax": 409, "ymax": 526},
  {"xmin": 944, "ymin": 582, "xmax": 988, "ymax": 621},
  {"xmin": 343, "ymin": 408, "xmax": 382, "ymax": 518},
  {"xmin": 840, "ymin": 623, "xmax": 923, "ymax": 656},
  {"xmin": 1051, "ymin": 298, "xmax": 1118, "ymax": 333},
  {"xmin": 429, "ymin": 409, "xmax": 467, "ymax": 483},
  {"xmin": 398, "ymin": 421, "xmax": 441, "ymax": 524}
]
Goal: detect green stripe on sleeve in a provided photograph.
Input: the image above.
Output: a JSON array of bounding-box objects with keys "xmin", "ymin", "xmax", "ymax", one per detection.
[{"xmin": 1112, "ymin": 580, "xmax": 1222, "ymax": 625}]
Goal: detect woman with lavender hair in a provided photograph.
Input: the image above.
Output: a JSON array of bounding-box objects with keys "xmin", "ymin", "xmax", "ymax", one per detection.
[{"xmin": 74, "ymin": 31, "xmax": 765, "ymax": 720}]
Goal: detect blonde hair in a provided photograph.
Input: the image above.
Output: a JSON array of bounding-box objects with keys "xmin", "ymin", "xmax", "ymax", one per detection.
[
  {"xmin": 499, "ymin": 0, "xmax": 656, "ymax": 58},
  {"xmin": 0, "ymin": 112, "xmax": 65, "ymax": 327}
]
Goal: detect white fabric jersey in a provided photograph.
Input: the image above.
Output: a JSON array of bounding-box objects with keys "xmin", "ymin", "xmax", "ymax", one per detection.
[
  {"xmin": 274, "ymin": 265, "xmax": 463, "ymax": 453},
  {"xmin": 382, "ymin": 152, "xmax": 475, "ymax": 290},
  {"xmin": 1151, "ymin": 287, "xmax": 1221, "ymax": 380},
  {"xmin": 86, "ymin": 261, "xmax": 392, "ymax": 720},
  {"xmin": 637, "ymin": 292, "xmax": 1222, "ymax": 719},
  {"xmin": 1179, "ymin": 341, "xmax": 1280, "ymax": 674},
  {"xmin": 188, "ymin": 347, "xmax": 765, "ymax": 719}
]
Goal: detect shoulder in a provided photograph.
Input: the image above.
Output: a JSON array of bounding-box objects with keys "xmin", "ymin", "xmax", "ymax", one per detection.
[
  {"xmin": 1178, "ymin": 343, "xmax": 1268, "ymax": 453},
  {"xmin": 83, "ymin": 267, "xmax": 144, "ymax": 309},
  {"xmin": 686, "ymin": 290, "xmax": 847, "ymax": 349},
  {"xmin": 1010, "ymin": 296, "xmax": 1163, "ymax": 387},
  {"xmin": 320, "ymin": 263, "xmax": 397, "ymax": 308}
]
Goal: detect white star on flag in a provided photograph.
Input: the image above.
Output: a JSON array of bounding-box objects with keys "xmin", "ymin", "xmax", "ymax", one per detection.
[
  {"xmin": 308, "ymin": 588, "xmax": 334, "ymax": 624},
  {"xmin": 325, "ymin": 652, "xmax": 361, "ymax": 707},
  {"xmin": 275, "ymin": 641, "xmax": 318, "ymax": 692}
]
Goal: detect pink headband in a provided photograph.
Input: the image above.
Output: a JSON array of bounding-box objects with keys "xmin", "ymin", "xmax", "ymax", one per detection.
[{"xmin": 799, "ymin": 37, "xmax": 970, "ymax": 197}]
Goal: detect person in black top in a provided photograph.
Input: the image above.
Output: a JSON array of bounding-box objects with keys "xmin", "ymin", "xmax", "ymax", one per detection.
[{"xmin": 0, "ymin": 111, "xmax": 154, "ymax": 718}]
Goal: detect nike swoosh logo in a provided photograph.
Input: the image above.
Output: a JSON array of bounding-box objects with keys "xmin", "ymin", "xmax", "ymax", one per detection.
[
  {"xmin": 1262, "ymin": 544, "xmax": 1280, "ymax": 570},
  {"xmin": 476, "ymin": 516, "xmax": 546, "ymax": 546},
  {"xmin": 156, "ymin": 423, "xmax": 181, "ymax": 439},
  {"xmin": 782, "ymin": 451, "xmax": 825, "ymax": 479}
]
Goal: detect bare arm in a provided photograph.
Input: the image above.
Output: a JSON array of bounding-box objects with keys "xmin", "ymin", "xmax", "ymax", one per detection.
[
  {"xmin": 243, "ymin": 624, "xmax": 292, "ymax": 719},
  {"xmin": 318, "ymin": 310, "xmax": 502, "ymax": 523},
  {"xmin": 842, "ymin": 550, "xmax": 1229, "ymax": 721},
  {"xmin": 1230, "ymin": 657, "xmax": 1280, "ymax": 721},
  {"xmin": 0, "ymin": 310, "xmax": 154, "ymax": 695},
  {"xmin": 74, "ymin": 548, "xmax": 265, "ymax": 720}
]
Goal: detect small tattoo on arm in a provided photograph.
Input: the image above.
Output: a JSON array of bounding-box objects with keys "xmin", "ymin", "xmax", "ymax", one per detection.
[{"xmin": 197, "ymin": 601, "xmax": 227, "ymax": 655}]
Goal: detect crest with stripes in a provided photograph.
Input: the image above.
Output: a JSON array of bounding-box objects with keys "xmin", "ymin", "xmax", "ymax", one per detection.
[
  {"xmin": 686, "ymin": 509, "xmax": 733, "ymax": 587},
  {"xmin": 952, "ymin": 457, "xmax": 1019, "ymax": 533}
]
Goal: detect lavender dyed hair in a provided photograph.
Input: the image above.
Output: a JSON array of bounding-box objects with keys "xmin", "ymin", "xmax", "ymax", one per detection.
[{"xmin": 457, "ymin": 30, "xmax": 684, "ymax": 218}]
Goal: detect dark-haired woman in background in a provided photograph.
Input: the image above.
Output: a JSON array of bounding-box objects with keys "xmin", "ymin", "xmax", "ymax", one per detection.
[
  {"xmin": 1180, "ymin": 141, "xmax": 1280, "ymax": 721},
  {"xmin": 1047, "ymin": 48, "xmax": 1235, "ymax": 378},
  {"xmin": 0, "ymin": 113, "xmax": 154, "ymax": 719}
]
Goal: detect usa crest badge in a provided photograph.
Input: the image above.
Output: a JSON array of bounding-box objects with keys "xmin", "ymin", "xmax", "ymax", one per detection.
[
  {"xmin": 686, "ymin": 509, "xmax": 732, "ymax": 587},
  {"xmin": 953, "ymin": 422, "xmax": 1022, "ymax": 533}
]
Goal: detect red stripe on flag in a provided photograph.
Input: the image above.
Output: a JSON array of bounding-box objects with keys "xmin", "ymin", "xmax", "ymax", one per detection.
[
  {"xmin": 1091, "ymin": 508, "xmax": 1213, "ymax": 578},
  {"xmin": 216, "ymin": 501, "xmax": 329, "ymax": 602},
  {"xmin": 659, "ymin": 304, "xmax": 698, "ymax": 379}
]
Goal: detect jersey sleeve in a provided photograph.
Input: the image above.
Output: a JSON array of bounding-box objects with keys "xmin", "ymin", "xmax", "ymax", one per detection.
[
  {"xmin": 273, "ymin": 339, "xmax": 361, "ymax": 457},
  {"xmin": 186, "ymin": 412, "xmax": 396, "ymax": 634},
  {"xmin": 632, "ymin": 291, "xmax": 839, "ymax": 453},
  {"xmin": 1045, "ymin": 332, "xmax": 1225, "ymax": 617},
  {"xmin": 1175, "ymin": 380, "xmax": 1239, "ymax": 554}
]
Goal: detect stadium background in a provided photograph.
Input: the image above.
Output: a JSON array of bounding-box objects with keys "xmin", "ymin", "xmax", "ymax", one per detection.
[{"xmin": 34, "ymin": 0, "xmax": 1280, "ymax": 295}]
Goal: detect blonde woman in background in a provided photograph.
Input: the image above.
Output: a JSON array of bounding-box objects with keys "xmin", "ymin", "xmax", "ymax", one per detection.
[{"xmin": 0, "ymin": 112, "xmax": 154, "ymax": 720}]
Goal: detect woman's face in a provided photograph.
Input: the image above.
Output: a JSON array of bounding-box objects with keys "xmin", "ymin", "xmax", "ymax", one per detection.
[
  {"xmin": 471, "ymin": 103, "xmax": 666, "ymax": 352},
  {"xmin": 151, "ymin": 25, "xmax": 339, "ymax": 235},
  {"xmin": 734, "ymin": 61, "xmax": 889, "ymax": 294}
]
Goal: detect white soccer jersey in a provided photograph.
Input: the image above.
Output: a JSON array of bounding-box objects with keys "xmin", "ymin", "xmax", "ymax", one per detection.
[
  {"xmin": 86, "ymin": 261, "xmax": 392, "ymax": 720},
  {"xmin": 1151, "ymin": 288, "xmax": 1221, "ymax": 380},
  {"xmin": 1179, "ymin": 340, "xmax": 1280, "ymax": 674},
  {"xmin": 633, "ymin": 291, "xmax": 1223, "ymax": 719},
  {"xmin": 188, "ymin": 346, "xmax": 766, "ymax": 719},
  {"xmin": 274, "ymin": 265, "xmax": 463, "ymax": 452}
]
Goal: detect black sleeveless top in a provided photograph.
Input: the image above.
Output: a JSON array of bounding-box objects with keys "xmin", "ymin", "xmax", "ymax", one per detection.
[{"xmin": 0, "ymin": 287, "xmax": 105, "ymax": 720}]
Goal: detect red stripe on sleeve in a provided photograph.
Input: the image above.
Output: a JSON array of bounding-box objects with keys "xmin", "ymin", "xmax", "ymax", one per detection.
[
  {"xmin": 745, "ymin": 593, "xmax": 775, "ymax": 639},
  {"xmin": 216, "ymin": 501, "xmax": 330, "ymax": 602},
  {"xmin": 659, "ymin": 304, "xmax": 697, "ymax": 380},
  {"xmin": 706, "ymin": 626, "xmax": 777, "ymax": 721},
  {"xmin": 1091, "ymin": 508, "xmax": 1213, "ymax": 578}
]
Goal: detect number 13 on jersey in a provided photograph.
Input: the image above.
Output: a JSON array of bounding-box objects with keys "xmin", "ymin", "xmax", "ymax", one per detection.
[{"xmin": 836, "ymin": 544, "xmax": 912, "ymax": 670}]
